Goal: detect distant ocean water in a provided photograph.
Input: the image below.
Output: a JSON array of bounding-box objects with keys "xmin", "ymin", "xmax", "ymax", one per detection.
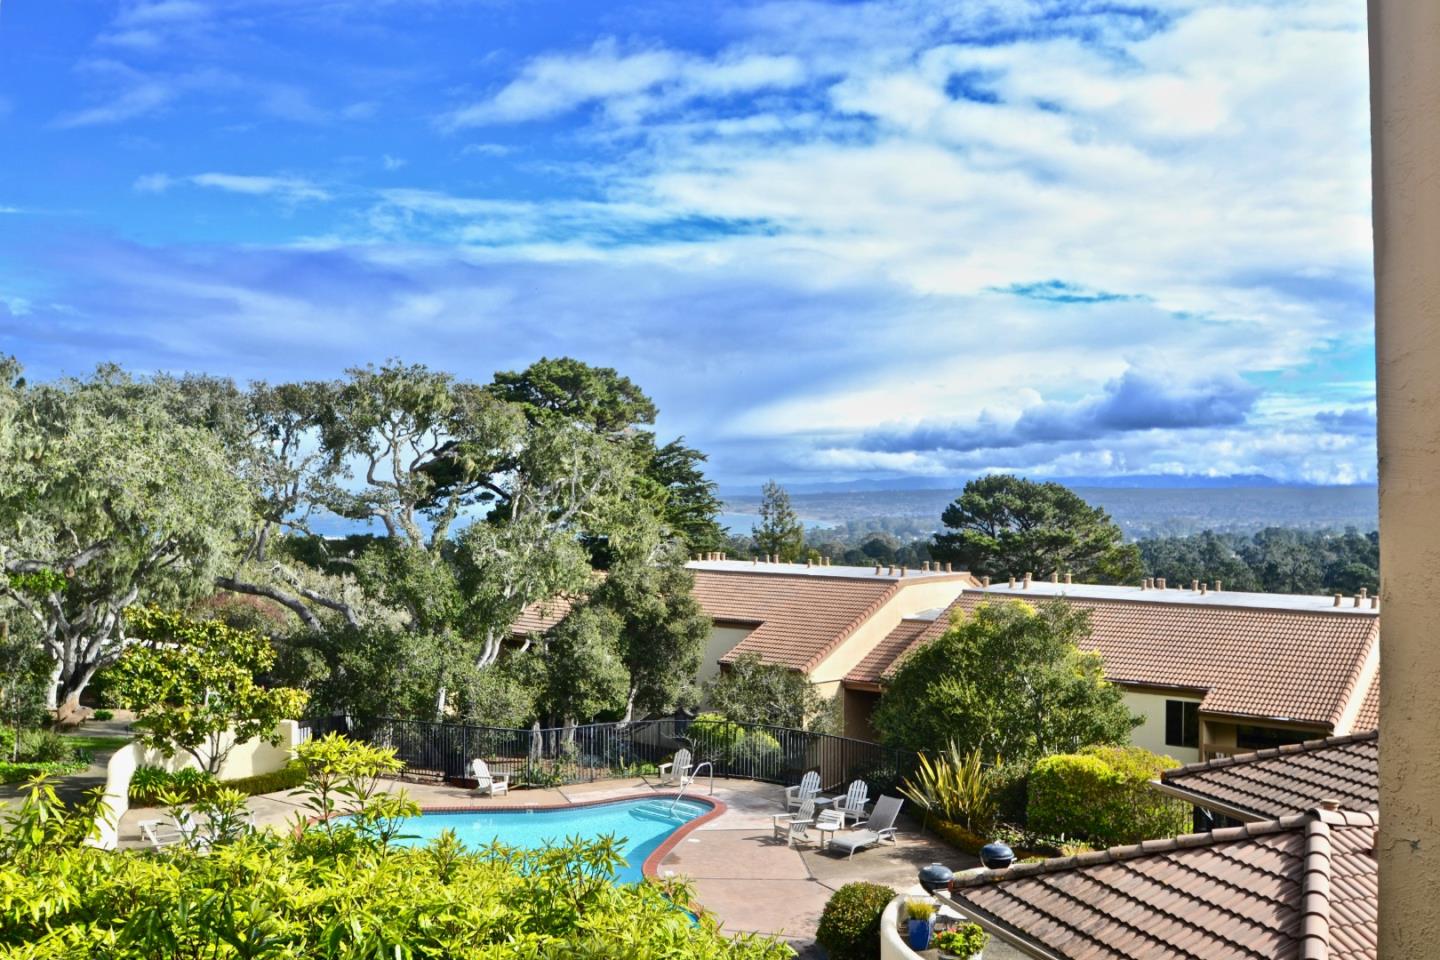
[{"xmin": 716, "ymin": 513, "xmax": 827, "ymax": 534}]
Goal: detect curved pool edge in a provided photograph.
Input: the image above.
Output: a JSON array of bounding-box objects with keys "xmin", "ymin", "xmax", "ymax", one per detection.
[{"xmin": 407, "ymin": 790, "xmax": 728, "ymax": 881}]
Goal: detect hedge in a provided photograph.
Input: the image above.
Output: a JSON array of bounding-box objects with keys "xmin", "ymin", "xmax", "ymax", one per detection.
[
  {"xmin": 1027, "ymin": 745, "xmax": 1188, "ymax": 847},
  {"xmin": 0, "ymin": 759, "xmax": 88, "ymax": 784},
  {"xmin": 129, "ymin": 760, "xmax": 307, "ymax": 805},
  {"xmin": 816, "ymin": 882, "xmax": 896, "ymax": 960}
]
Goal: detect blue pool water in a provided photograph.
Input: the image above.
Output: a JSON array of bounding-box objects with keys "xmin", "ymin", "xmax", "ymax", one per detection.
[{"xmin": 394, "ymin": 797, "xmax": 713, "ymax": 883}]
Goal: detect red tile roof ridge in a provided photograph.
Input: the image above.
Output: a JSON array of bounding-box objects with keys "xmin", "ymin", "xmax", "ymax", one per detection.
[
  {"xmin": 1159, "ymin": 729, "xmax": 1380, "ymax": 782},
  {"xmin": 799, "ymin": 580, "xmax": 904, "ymax": 673}
]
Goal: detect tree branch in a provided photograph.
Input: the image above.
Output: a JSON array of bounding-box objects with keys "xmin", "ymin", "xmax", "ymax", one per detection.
[{"xmin": 215, "ymin": 576, "xmax": 326, "ymax": 632}]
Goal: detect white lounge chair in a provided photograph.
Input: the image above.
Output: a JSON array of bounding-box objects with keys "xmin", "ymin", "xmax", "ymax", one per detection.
[
  {"xmin": 826, "ymin": 795, "xmax": 903, "ymax": 859},
  {"xmin": 471, "ymin": 759, "xmax": 510, "ymax": 797},
  {"xmin": 772, "ymin": 797, "xmax": 818, "ymax": 846},
  {"xmin": 785, "ymin": 770, "xmax": 832, "ymax": 810},
  {"xmin": 658, "ymin": 748, "xmax": 694, "ymax": 787},
  {"xmin": 139, "ymin": 817, "xmax": 208, "ymax": 851}
]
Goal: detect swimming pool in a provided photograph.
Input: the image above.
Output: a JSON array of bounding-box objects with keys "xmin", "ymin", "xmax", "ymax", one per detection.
[{"xmin": 394, "ymin": 797, "xmax": 715, "ymax": 883}]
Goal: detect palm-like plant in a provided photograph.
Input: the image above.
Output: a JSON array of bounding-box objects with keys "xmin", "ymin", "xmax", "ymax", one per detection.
[{"xmin": 899, "ymin": 741, "xmax": 998, "ymax": 832}]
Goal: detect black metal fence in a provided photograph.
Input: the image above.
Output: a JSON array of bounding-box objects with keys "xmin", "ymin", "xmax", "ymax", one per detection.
[{"xmin": 297, "ymin": 715, "xmax": 909, "ymax": 793}]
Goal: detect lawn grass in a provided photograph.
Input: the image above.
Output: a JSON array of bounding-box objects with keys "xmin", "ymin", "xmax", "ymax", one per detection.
[{"xmin": 62, "ymin": 734, "xmax": 133, "ymax": 752}]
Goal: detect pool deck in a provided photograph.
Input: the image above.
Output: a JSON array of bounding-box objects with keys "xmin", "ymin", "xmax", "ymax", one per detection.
[{"xmin": 119, "ymin": 776, "xmax": 976, "ymax": 955}]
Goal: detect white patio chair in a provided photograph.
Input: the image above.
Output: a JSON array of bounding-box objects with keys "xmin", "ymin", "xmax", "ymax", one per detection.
[
  {"xmin": 658, "ymin": 748, "xmax": 693, "ymax": 787},
  {"xmin": 784, "ymin": 770, "xmax": 821, "ymax": 810},
  {"xmin": 826, "ymin": 795, "xmax": 903, "ymax": 859},
  {"xmin": 831, "ymin": 779, "xmax": 871, "ymax": 825},
  {"xmin": 471, "ymin": 758, "xmax": 510, "ymax": 797},
  {"xmin": 139, "ymin": 818, "xmax": 208, "ymax": 851},
  {"xmin": 772, "ymin": 797, "xmax": 818, "ymax": 846}
]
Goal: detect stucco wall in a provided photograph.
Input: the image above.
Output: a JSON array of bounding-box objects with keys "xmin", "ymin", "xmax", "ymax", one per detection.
[
  {"xmin": 808, "ymin": 577, "xmax": 972, "ymax": 686},
  {"xmin": 699, "ymin": 624, "xmax": 758, "ymax": 684},
  {"xmin": 88, "ymin": 720, "xmax": 303, "ymax": 850},
  {"xmin": 1371, "ymin": 1, "xmax": 1440, "ymax": 952},
  {"xmin": 1122, "ymin": 690, "xmax": 1201, "ymax": 764}
]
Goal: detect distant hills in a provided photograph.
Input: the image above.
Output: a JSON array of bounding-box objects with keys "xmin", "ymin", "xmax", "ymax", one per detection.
[
  {"xmin": 721, "ymin": 481, "xmax": 1378, "ymax": 539},
  {"xmin": 719, "ymin": 473, "xmax": 1313, "ymax": 497}
]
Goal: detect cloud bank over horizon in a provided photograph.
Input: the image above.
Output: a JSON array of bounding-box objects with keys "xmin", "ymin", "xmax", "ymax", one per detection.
[{"xmin": 0, "ymin": 0, "xmax": 1376, "ymax": 487}]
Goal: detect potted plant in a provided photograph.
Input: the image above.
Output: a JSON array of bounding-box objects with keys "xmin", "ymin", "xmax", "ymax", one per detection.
[
  {"xmin": 904, "ymin": 899, "xmax": 936, "ymax": 951},
  {"xmin": 933, "ymin": 923, "xmax": 989, "ymax": 960}
]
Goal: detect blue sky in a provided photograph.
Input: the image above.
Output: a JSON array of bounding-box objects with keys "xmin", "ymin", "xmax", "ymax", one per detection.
[{"xmin": 0, "ymin": 0, "xmax": 1376, "ymax": 487}]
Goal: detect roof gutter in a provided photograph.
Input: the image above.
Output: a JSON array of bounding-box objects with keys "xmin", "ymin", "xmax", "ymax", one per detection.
[
  {"xmin": 937, "ymin": 893, "xmax": 1074, "ymax": 960},
  {"xmin": 1149, "ymin": 778, "xmax": 1265, "ymax": 823}
]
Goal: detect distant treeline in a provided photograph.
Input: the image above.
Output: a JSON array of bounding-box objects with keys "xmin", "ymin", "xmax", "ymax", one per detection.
[{"xmin": 749, "ymin": 525, "xmax": 1379, "ymax": 596}]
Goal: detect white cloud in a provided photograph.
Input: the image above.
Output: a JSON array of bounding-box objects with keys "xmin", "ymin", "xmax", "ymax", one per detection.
[
  {"xmin": 381, "ymin": 154, "xmax": 406, "ymax": 171},
  {"xmin": 441, "ymin": 38, "xmax": 805, "ymax": 129},
  {"xmin": 133, "ymin": 173, "xmax": 174, "ymax": 193},
  {"xmin": 190, "ymin": 173, "xmax": 330, "ymax": 202}
]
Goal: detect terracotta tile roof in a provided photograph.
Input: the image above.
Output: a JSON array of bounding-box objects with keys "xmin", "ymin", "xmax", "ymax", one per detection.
[
  {"xmin": 847, "ymin": 590, "xmax": 1379, "ymax": 728},
  {"xmin": 944, "ymin": 807, "xmax": 1378, "ymax": 960},
  {"xmin": 1354, "ymin": 680, "xmax": 1379, "ymax": 732},
  {"xmin": 511, "ymin": 595, "xmax": 577, "ymax": 637},
  {"xmin": 1158, "ymin": 730, "xmax": 1378, "ymax": 821},
  {"xmin": 690, "ymin": 568, "xmax": 901, "ymax": 672},
  {"xmin": 844, "ymin": 614, "xmax": 945, "ymax": 684}
]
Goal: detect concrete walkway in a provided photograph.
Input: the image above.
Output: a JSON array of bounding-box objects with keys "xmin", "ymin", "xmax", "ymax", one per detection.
[
  {"xmin": 1, "ymin": 715, "xmax": 135, "ymax": 811},
  {"xmin": 122, "ymin": 775, "xmax": 978, "ymax": 955}
]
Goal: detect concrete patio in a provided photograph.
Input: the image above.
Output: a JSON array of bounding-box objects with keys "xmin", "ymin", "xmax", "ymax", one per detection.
[{"xmin": 119, "ymin": 775, "xmax": 976, "ymax": 954}]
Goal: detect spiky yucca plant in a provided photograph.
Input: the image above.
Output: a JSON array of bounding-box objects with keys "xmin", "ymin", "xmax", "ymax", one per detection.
[{"xmin": 900, "ymin": 741, "xmax": 998, "ymax": 832}]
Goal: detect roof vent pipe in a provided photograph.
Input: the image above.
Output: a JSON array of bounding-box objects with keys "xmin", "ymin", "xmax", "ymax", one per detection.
[
  {"xmin": 1200, "ymin": 582, "xmax": 1208, "ymax": 595},
  {"xmin": 1064, "ymin": 573, "xmax": 1073, "ymax": 585},
  {"xmin": 1023, "ymin": 572, "xmax": 1032, "ymax": 589},
  {"xmin": 982, "ymin": 575, "xmax": 992, "ymax": 588},
  {"xmin": 1354, "ymin": 595, "xmax": 1363, "ymax": 608},
  {"xmin": 1359, "ymin": 587, "xmax": 1369, "ymax": 599},
  {"xmin": 1051, "ymin": 571, "xmax": 1059, "ymax": 584},
  {"xmin": 875, "ymin": 564, "xmax": 882, "ymax": 575},
  {"xmin": 1157, "ymin": 577, "xmax": 1166, "ymax": 590},
  {"xmin": 1008, "ymin": 576, "xmax": 1016, "ymax": 588},
  {"xmin": 1141, "ymin": 579, "xmax": 1149, "ymax": 591},
  {"xmin": 1318, "ymin": 798, "xmax": 1341, "ymax": 812},
  {"xmin": 1334, "ymin": 594, "xmax": 1343, "ymax": 607},
  {"xmin": 922, "ymin": 561, "xmax": 931, "ymax": 572},
  {"xmin": 900, "ymin": 565, "xmax": 908, "ymax": 577},
  {"xmin": 1215, "ymin": 580, "xmax": 1223, "ymax": 592},
  {"xmin": 887, "ymin": 565, "xmax": 895, "ymax": 576},
  {"xmin": 1371, "ymin": 595, "xmax": 1379, "ymax": 609},
  {"xmin": 1191, "ymin": 579, "xmax": 1200, "ymax": 591},
  {"xmin": 945, "ymin": 562, "xmax": 953, "ymax": 573},
  {"xmin": 806, "ymin": 558, "xmax": 812, "ymax": 568}
]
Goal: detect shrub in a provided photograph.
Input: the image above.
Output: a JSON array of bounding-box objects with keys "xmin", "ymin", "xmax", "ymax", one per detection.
[
  {"xmin": 130, "ymin": 762, "xmax": 306, "ymax": 805},
  {"xmin": 816, "ymin": 881, "xmax": 896, "ymax": 960},
  {"xmin": 732, "ymin": 729, "xmax": 782, "ymax": 769},
  {"xmin": 18, "ymin": 730, "xmax": 75, "ymax": 764},
  {"xmin": 933, "ymin": 924, "xmax": 988, "ymax": 960},
  {"xmin": 0, "ymin": 760, "xmax": 87, "ymax": 784},
  {"xmin": 990, "ymin": 758, "xmax": 1032, "ymax": 826},
  {"xmin": 1027, "ymin": 745, "xmax": 1188, "ymax": 847},
  {"xmin": 687, "ymin": 712, "xmax": 741, "ymax": 762},
  {"xmin": 900, "ymin": 742, "xmax": 997, "ymax": 832},
  {"xmin": 222, "ymin": 759, "xmax": 306, "ymax": 796},
  {"xmin": 90, "ymin": 709, "xmax": 114, "ymax": 722},
  {"xmin": 0, "ymin": 727, "xmax": 13, "ymax": 760}
]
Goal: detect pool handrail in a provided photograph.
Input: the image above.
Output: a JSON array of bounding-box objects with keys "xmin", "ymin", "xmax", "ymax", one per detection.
[{"xmin": 669, "ymin": 760, "xmax": 715, "ymax": 813}]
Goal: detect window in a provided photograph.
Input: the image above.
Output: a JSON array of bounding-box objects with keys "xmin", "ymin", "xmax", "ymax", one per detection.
[
  {"xmin": 1165, "ymin": 700, "xmax": 1200, "ymax": 748},
  {"xmin": 1236, "ymin": 725, "xmax": 1309, "ymax": 752}
]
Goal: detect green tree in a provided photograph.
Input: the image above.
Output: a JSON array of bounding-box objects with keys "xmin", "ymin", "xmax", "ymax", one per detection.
[
  {"xmin": 538, "ymin": 605, "xmax": 630, "ymax": 724},
  {"xmin": 0, "ymin": 362, "xmax": 249, "ymax": 714},
  {"xmin": 873, "ymin": 599, "xmax": 1137, "ymax": 761},
  {"xmin": 642, "ymin": 436, "xmax": 726, "ymax": 552},
  {"xmin": 930, "ymin": 474, "xmax": 1142, "ymax": 582},
  {"xmin": 489, "ymin": 356, "xmax": 658, "ymax": 434},
  {"xmin": 703, "ymin": 652, "xmax": 831, "ymax": 730},
  {"xmin": 752, "ymin": 480, "xmax": 805, "ymax": 562},
  {"xmin": 109, "ymin": 606, "xmax": 308, "ymax": 774}
]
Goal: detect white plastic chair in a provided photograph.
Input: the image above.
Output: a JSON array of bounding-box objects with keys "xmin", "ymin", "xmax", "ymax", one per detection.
[
  {"xmin": 658, "ymin": 748, "xmax": 693, "ymax": 787},
  {"xmin": 832, "ymin": 779, "xmax": 871, "ymax": 825},
  {"xmin": 471, "ymin": 758, "xmax": 510, "ymax": 797},
  {"xmin": 772, "ymin": 797, "xmax": 818, "ymax": 845},
  {"xmin": 784, "ymin": 770, "xmax": 821, "ymax": 810}
]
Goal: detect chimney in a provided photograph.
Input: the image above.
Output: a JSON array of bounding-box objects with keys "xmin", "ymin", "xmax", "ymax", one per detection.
[
  {"xmin": 1008, "ymin": 576, "xmax": 1016, "ymax": 588},
  {"xmin": 900, "ymin": 565, "xmax": 908, "ymax": 577},
  {"xmin": 1142, "ymin": 578, "xmax": 1150, "ymax": 591},
  {"xmin": 1200, "ymin": 582, "xmax": 1208, "ymax": 595},
  {"xmin": 945, "ymin": 562, "xmax": 953, "ymax": 573},
  {"xmin": 1051, "ymin": 571, "xmax": 1059, "ymax": 584},
  {"xmin": 1360, "ymin": 587, "xmax": 1370, "ymax": 599},
  {"xmin": 1335, "ymin": 594, "xmax": 1344, "ymax": 607},
  {"xmin": 887, "ymin": 565, "xmax": 895, "ymax": 576},
  {"xmin": 1318, "ymin": 798, "xmax": 1342, "ymax": 812},
  {"xmin": 982, "ymin": 575, "xmax": 991, "ymax": 588},
  {"xmin": 1064, "ymin": 572, "xmax": 1073, "ymax": 585},
  {"xmin": 922, "ymin": 561, "xmax": 931, "ymax": 572},
  {"xmin": 1355, "ymin": 595, "xmax": 1363, "ymax": 608},
  {"xmin": 1191, "ymin": 579, "xmax": 1200, "ymax": 591},
  {"xmin": 875, "ymin": 564, "xmax": 882, "ymax": 575},
  {"xmin": 1215, "ymin": 580, "xmax": 1223, "ymax": 592},
  {"xmin": 1157, "ymin": 577, "xmax": 1166, "ymax": 589},
  {"xmin": 806, "ymin": 558, "xmax": 812, "ymax": 568},
  {"xmin": 1371, "ymin": 595, "xmax": 1380, "ymax": 609},
  {"xmin": 751, "ymin": 556, "xmax": 758, "ymax": 565},
  {"xmin": 1023, "ymin": 572, "xmax": 1032, "ymax": 589}
]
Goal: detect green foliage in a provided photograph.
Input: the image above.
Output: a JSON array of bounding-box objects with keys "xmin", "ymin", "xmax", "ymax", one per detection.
[
  {"xmin": 930, "ymin": 474, "xmax": 1142, "ymax": 583},
  {"xmin": 703, "ymin": 652, "xmax": 832, "ymax": 730},
  {"xmin": 0, "ymin": 362, "xmax": 251, "ymax": 710},
  {"xmin": 1027, "ymin": 745, "xmax": 1189, "ymax": 847},
  {"xmin": 0, "ymin": 759, "xmax": 87, "ymax": 783},
  {"xmin": 0, "ymin": 771, "xmax": 790, "ymax": 960},
  {"xmin": 89, "ymin": 708, "xmax": 114, "ymax": 721},
  {"xmin": 873, "ymin": 599, "xmax": 1138, "ymax": 763},
  {"xmin": 128, "ymin": 766, "xmax": 221, "ymax": 805},
  {"xmin": 540, "ymin": 605, "xmax": 630, "ymax": 722},
  {"xmin": 490, "ymin": 356, "xmax": 658, "ymax": 434},
  {"xmin": 900, "ymin": 742, "xmax": 998, "ymax": 832},
  {"xmin": 17, "ymin": 729, "xmax": 76, "ymax": 763},
  {"xmin": 904, "ymin": 899, "xmax": 935, "ymax": 921},
  {"xmin": 644, "ymin": 436, "xmax": 726, "ymax": 552},
  {"xmin": 816, "ymin": 882, "xmax": 896, "ymax": 960},
  {"xmin": 0, "ymin": 775, "xmax": 108, "ymax": 859},
  {"xmin": 109, "ymin": 606, "xmax": 308, "ymax": 774},
  {"xmin": 752, "ymin": 480, "xmax": 805, "ymax": 562},
  {"xmin": 1138, "ymin": 526, "xmax": 1380, "ymax": 595},
  {"xmin": 933, "ymin": 924, "xmax": 989, "ymax": 959}
]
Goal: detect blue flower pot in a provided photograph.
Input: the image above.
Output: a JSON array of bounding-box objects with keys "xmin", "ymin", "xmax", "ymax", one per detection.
[{"xmin": 908, "ymin": 918, "xmax": 933, "ymax": 951}]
